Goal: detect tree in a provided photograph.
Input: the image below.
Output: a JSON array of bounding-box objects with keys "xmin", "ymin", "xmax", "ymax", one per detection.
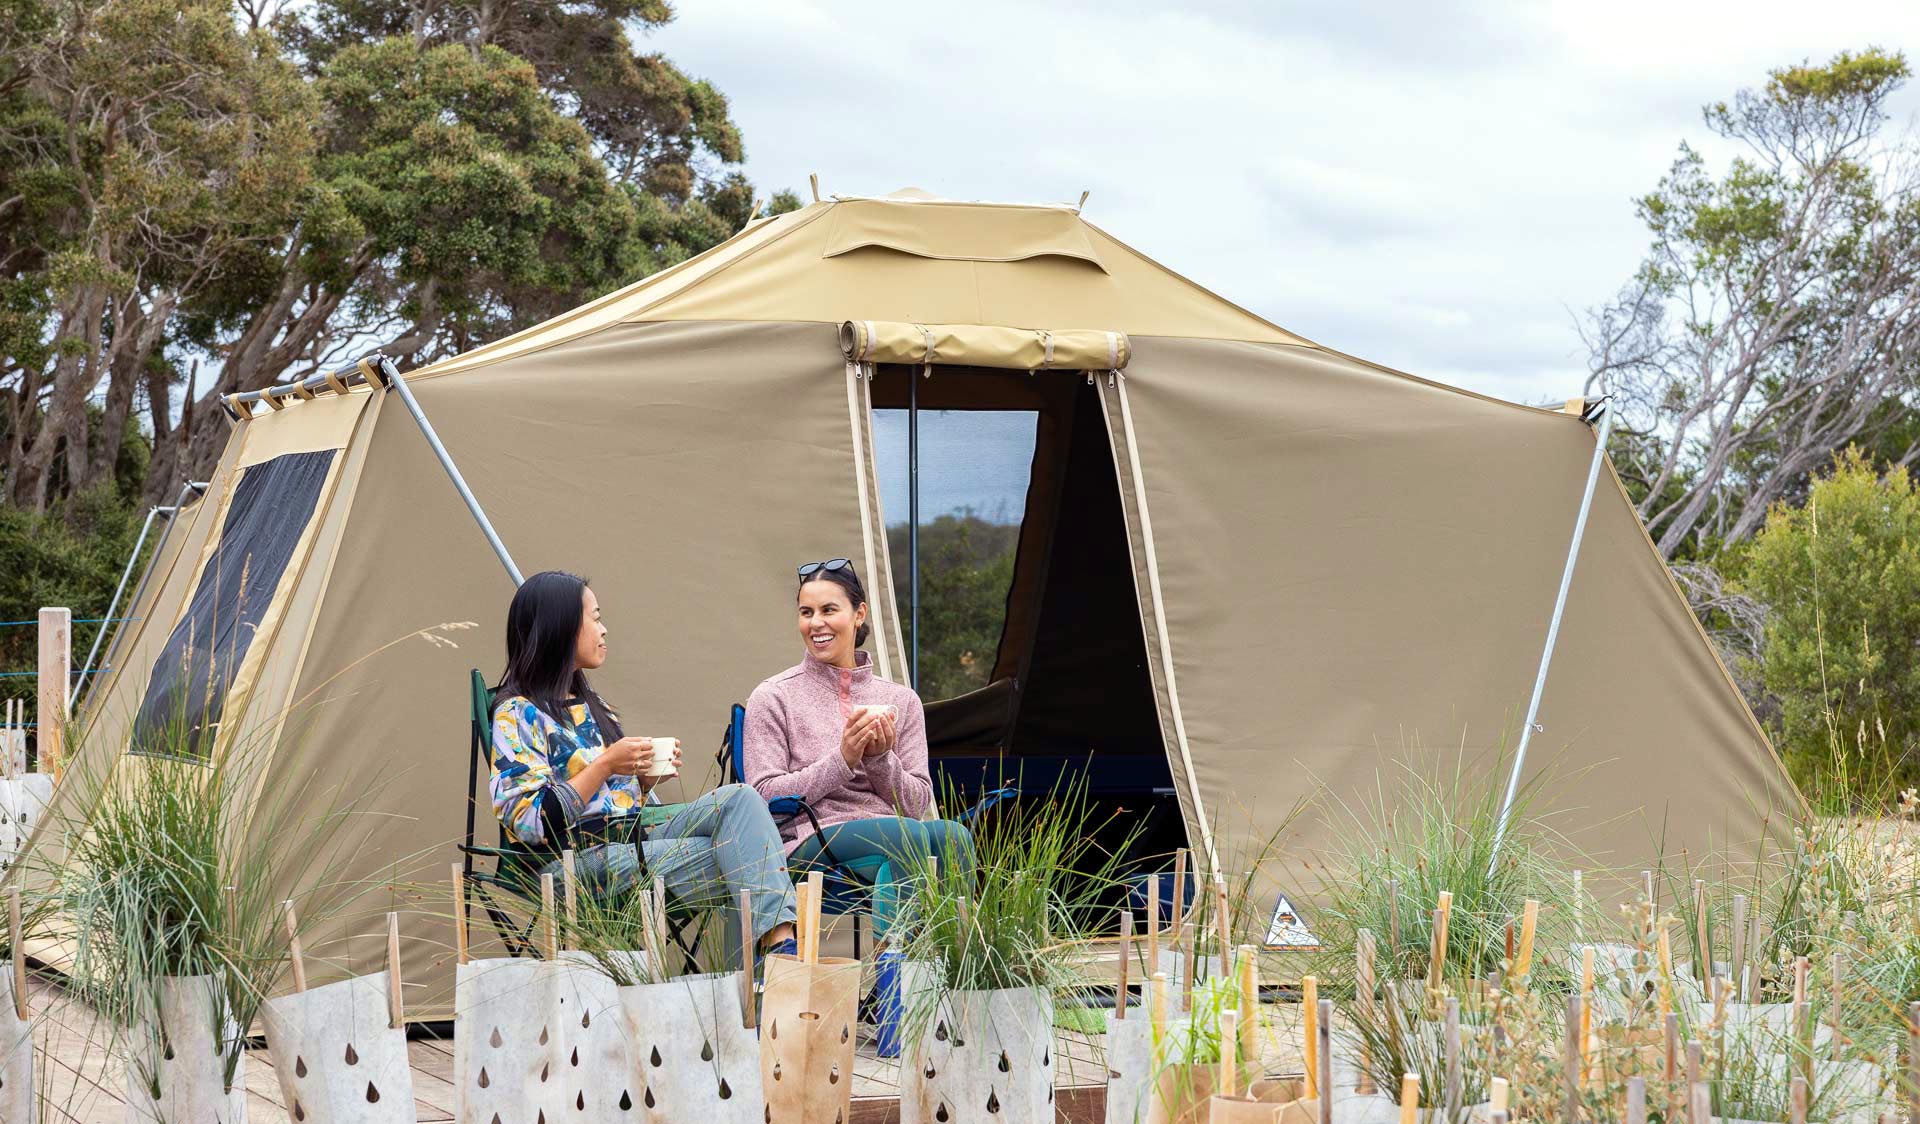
[
  {"xmin": 0, "ymin": 0, "xmax": 795, "ymax": 513},
  {"xmin": 888, "ymin": 513, "xmax": 1021, "ymax": 702},
  {"xmin": 1740, "ymin": 448, "xmax": 1920, "ymax": 799},
  {"xmin": 1584, "ymin": 48, "xmax": 1920, "ymax": 561}
]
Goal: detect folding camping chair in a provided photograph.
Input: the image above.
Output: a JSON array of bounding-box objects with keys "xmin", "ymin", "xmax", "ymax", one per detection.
[
  {"xmin": 717, "ymin": 702, "xmax": 1019, "ymax": 958},
  {"xmin": 457, "ymin": 669, "xmax": 699, "ymax": 966}
]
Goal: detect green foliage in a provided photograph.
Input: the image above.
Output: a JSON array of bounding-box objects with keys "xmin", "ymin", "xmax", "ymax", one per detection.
[
  {"xmin": 887, "ymin": 514, "xmax": 1019, "ymax": 701},
  {"xmin": 1739, "ymin": 448, "xmax": 1920, "ymax": 801},
  {"xmin": 0, "ymin": 484, "xmax": 149, "ymax": 712}
]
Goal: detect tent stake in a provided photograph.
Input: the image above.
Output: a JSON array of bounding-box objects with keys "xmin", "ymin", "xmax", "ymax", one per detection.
[
  {"xmin": 1489, "ymin": 400, "xmax": 1616, "ymax": 868},
  {"xmin": 374, "ymin": 356, "xmax": 525, "ymax": 586}
]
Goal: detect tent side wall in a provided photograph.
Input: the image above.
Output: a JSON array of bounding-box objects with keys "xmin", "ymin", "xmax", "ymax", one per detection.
[
  {"xmin": 1112, "ymin": 336, "xmax": 1798, "ymax": 903},
  {"xmin": 282, "ymin": 321, "xmax": 877, "ymax": 1012}
]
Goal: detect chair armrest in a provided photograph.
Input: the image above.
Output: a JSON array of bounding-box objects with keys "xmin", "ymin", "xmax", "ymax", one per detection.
[
  {"xmin": 767, "ymin": 795, "xmax": 808, "ymax": 818},
  {"xmin": 958, "ymin": 785, "xmax": 1020, "ymax": 822}
]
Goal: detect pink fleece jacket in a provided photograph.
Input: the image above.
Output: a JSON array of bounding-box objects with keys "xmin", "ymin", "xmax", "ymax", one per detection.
[{"xmin": 742, "ymin": 650, "xmax": 934, "ymax": 852}]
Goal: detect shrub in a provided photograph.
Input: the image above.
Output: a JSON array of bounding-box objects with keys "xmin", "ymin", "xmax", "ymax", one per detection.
[{"xmin": 1740, "ymin": 448, "xmax": 1920, "ymax": 803}]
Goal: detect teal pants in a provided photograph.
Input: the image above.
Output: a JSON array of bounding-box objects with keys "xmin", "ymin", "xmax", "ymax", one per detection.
[{"xmin": 788, "ymin": 816, "xmax": 974, "ymax": 936}]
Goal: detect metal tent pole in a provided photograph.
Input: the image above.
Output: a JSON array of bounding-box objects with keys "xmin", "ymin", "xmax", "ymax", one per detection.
[
  {"xmin": 376, "ymin": 356, "xmax": 526, "ymax": 587},
  {"xmin": 909, "ymin": 366, "xmax": 921, "ymax": 690},
  {"xmin": 1489, "ymin": 401, "xmax": 1617, "ymax": 868},
  {"xmin": 76, "ymin": 479, "xmax": 208, "ymax": 711}
]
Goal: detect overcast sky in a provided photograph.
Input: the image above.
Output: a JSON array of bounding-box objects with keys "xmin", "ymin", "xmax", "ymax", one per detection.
[{"xmin": 651, "ymin": 1, "xmax": 1919, "ymax": 407}]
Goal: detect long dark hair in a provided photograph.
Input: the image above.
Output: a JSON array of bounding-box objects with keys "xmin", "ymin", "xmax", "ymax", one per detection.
[
  {"xmin": 498, "ymin": 570, "xmax": 624, "ymax": 740},
  {"xmin": 799, "ymin": 564, "xmax": 871, "ymax": 648}
]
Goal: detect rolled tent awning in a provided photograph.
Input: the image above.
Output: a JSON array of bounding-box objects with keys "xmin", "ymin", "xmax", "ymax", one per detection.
[{"xmin": 839, "ymin": 320, "xmax": 1130, "ymax": 370}]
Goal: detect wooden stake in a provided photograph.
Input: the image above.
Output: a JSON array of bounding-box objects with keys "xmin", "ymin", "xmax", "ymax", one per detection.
[
  {"xmin": 1357, "ymin": 929, "xmax": 1377, "ymax": 1094},
  {"xmin": 1663, "ymin": 1011, "xmax": 1678, "ymax": 1124},
  {"xmin": 1580, "ymin": 946, "xmax": 1596, "ymax": 1082},
  {"xmin": 1387, "ymin": 877, "xmax": 1401, "ymax": 957},
  {"xmin": 1427, "ymin": 891, "xmax": 1453, "ymax": 994},
  {"xmin": 1172, "ymin": 849, "xmax": 1187, "ymax": 945},
  {"xmin": 1444, "ymin": 996, "xmax": 1462, "ymax": 1117},
  {"xmin": 1905, "ymin": 1001, "xmax": 1918, "ymax": 1124},
  {"xmin": 1694, "ymin": 879, "xmax": 1710, "ymax": 982},
  {"xmin": 1626, "ymin": 1076, "xmax": 1647, "ymax": 1124},
  {"xmin": 738, "ymin": 889, "xmax": 755, "ymax": 1029},
  {"xmin": 653, "ymin": 875, "xmax": 668, "ymax": 962},
  {"xmin": 1213, "ymin": 875, "xmax": 1231, "ymax": 972},
  {"xmin": 1301, "ymin": 975, "xmax": 1319, "ymax": 1097},
  {"xmin": 637, "ymin": 879, "xmax": 665, "ymax": 973},
  {"xmin": 1238, "ymin": 944, "xmax": 1259, "ymax": 1070},
  {"xmin": 387, "ymin": 911, "xmax": 404, "ymax": 1029},
  {"xmin": 793, "ymin": 879, "xmax": 812, "ymax": 962},
  {"xmin": 1515, "ymin": 899, "xmax": 1539, "ymax": 988},
  {"xmin": 1790, "ymin": 1075, "xmax": 1807, "ymax": 1124},
  {"xmin": 803, "ymin": 870, "xmax": 823, "ymax": 964},
  {"xmin": 1142, "ymin": 875, "xmax": 1164, "ymax": 987},
  {"xmin": 1219, "ymin": 1009, "xmax": 1238, "ymax": 1098},
  {"xmin": 1656, "ymin": 926, "xmax": 1674, "ymax": 1024},
  {"xmin": 1685, "ymin": 1039, "xmax": 1701, "ymax": 1105},
  {"xmin": 1490, "ymin": 1076, "xmax": 1509, "ymax": 1116},
  {"xmin": 561, "ymin": 848, "xmax": 578, "ymax": 937},
  {"xmin": 8, "ymin": 886, "xmax": 25, "ymax": 1021},
  {"xmin": 1150, "ymin": 971, "xmax": 1168, "ymax": 1038},
  {"xmin": 282, "ymin": 899, "xmax": 307, "ymax": 993},
  {"xmin": 1399, "ymin": 1074, "xmax": 1419, "ymax": 1124},
  {"xmin": 1181, "ymin": 893, "xmax": 1197, "ymax": 1011},
  {"xmin": 36, "ymin": 608, "xmax": 68, "ymax": 777},
  {"xmin": 1830, "ymin": 948, "xmax": 1845, "ymax": 1061},
  {"xmin": 451, "ymin": 863, "xmax": 468, "ymax": 966},
  {"xmin": 1642, "ymin": 869, "xmax": 1655, "ymax": 911},
  {"xmin": 1793, "ymin": 955, "xmax": 1810, "ymax": 1083},
  {"xmin": 1564, "ymin": 994, "xmax": 1581, "ymax": 1124},
  {"xmin": 1573, "ymin": 869, "xmax": 1584, "ymax": 939},
  {"xmin": 1317, "ymin": 997, "xmax": 1333, "ymax": 1124},
  {"xmin": 1746, "ymin": 906, "xmax": 1765, "ymax": 1003},
  {"xmin": 1689, "ymin": 1078, "xmax": 1711, "ymax": 1124},
  {"xmin": 1729, "ymin": 894, "xmax": 1747, "ymax": 1001},
  {"xmin": 540, "ymin": 872, "xmax": 558, "ymax": 960},
  {"xmin": 1116, "ymin": 908, "xmax": 1132, "ymax": 1020}
]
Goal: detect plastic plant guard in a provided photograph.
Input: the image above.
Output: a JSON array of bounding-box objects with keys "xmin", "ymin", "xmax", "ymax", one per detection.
[
  {"xmin": 452, "ymin": 957, "xmax": 564, "ymax": 1124},
  {"xmin": 124, "ymin": 974, "xmax": 248, "ymax": 1124},
  {"xmin": 903, "ymin": 987, "xmax": 1054, "ymax": 1124},
  {"xmin": 557, "ymin": 949, "xmax": 654, "ymax": 1122},
  {"xmin": 620, "ymin": 971, "xmax": 762, "ymax": 1123},
  {"xmin": 1104, "ymin": 1007, "xmax": 1154, "ymax": 1124},
  {"xmin": 0, "ymin": 958, "xmax": 31, "ymax": 1123},
  {"xmin": 1146, "ymin": 1062, "xmax": 1221, "ymax": 1124},
  {"xmin": 760, "ymin": 953, "xmax": 861, "ymax": 1124},
  {"xmin": 262, "ymin": 971, "xmax": 413, "ymax": 1124}
]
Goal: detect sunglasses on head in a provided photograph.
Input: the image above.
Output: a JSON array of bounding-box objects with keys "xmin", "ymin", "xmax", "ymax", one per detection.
[{"xmin": 797, "ymin": 558, "xmax": 854, "ymax": 579}]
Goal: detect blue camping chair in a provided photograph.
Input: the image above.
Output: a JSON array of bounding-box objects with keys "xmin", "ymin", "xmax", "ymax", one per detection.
[{"xmin": 717, "ymin": 702, "xmax": 1018, "ymax": 957}]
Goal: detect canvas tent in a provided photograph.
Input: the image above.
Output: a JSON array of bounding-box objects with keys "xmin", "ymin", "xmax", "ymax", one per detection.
[{"xmin": 48, "ymin": 188, "xmax": 1798, "ymax": 1015}]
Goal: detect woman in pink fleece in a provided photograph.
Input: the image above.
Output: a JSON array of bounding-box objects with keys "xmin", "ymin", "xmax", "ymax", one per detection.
[{"xmin": 742, "ymin": 558, "xmax": 974, "ymax": 932}]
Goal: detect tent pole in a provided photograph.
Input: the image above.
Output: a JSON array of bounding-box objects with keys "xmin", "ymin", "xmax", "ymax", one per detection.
[
  {"xmin": 376, "ymin": 356, "xmax": 526, "ymax": 587},
  {"xmin": 1489, "ymin": 401, "xmax": 1616, "ymax": 869},
  {"xmin": 909, "ymin": 365, "xmax": 921, "ymax": 689},
  {"xmin": 76, "ymin": 479, "xmax": 208, "ymax": 713}
]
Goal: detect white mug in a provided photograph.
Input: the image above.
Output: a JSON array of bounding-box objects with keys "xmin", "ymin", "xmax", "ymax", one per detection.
[{"xmin": 646, "ymin": 737, "xmax": 680, "ymax": 778}]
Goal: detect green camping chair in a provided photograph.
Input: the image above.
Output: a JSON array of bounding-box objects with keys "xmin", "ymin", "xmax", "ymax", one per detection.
[{"xmin": 457, "ymin": 669, "xmax": 692, "ymax": 963}]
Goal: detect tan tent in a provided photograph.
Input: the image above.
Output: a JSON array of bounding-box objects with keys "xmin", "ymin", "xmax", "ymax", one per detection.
[{"xmin": 54, "ymin": 188, "xmax": 1798, "ymax": 1015}]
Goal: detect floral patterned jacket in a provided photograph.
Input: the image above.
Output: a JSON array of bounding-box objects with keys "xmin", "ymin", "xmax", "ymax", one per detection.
[{"xmin": 489, "ymin": 695, "xmax": 642, "ymax": 845}]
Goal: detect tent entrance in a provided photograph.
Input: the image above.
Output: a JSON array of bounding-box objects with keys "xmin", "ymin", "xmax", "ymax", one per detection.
[{"xmin": 868, "ymin": 366, "xmax": 1186, "ymax": 865}]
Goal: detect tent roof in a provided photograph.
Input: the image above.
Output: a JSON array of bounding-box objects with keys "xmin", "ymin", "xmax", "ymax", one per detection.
[{"xmin": 414, "ymin": 189, "xmax": 1311, "ymax": 381}]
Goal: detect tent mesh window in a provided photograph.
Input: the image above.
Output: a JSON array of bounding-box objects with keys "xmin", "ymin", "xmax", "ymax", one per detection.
[{"xmin": 130, "ymin": 450, "xmax": 335, "ymax": 757}]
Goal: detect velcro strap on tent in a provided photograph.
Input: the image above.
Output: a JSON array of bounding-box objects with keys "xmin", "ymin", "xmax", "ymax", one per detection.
[{"xmin": 838, "ymin": 320, "xmax": 1131, "ymax": 370}]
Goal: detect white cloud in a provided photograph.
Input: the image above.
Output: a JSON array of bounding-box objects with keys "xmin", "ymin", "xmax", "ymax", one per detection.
[{"xmin": 650, "ymin": 1, "xmax": 1920, "ymax": 405}]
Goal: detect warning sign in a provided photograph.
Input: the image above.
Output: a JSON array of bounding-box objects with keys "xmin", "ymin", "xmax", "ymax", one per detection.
[{"xmin": 1263, "ymin": 894, "xmax": 1321, "ymax": 951}]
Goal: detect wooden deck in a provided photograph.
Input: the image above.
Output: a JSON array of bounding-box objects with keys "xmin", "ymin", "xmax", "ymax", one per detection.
[{"xmin": 24, "ymin": 972, "xmax": 1235, "ymax": 1123}]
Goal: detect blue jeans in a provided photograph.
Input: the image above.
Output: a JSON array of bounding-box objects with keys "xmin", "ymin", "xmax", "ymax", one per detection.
[
  {"xmin": 541, "ymin": 784, "xmax": 798, "ymax": 948},
  {"xmin": 788, "ymin": 816, "xmax": 975, "ymax": 935}
]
